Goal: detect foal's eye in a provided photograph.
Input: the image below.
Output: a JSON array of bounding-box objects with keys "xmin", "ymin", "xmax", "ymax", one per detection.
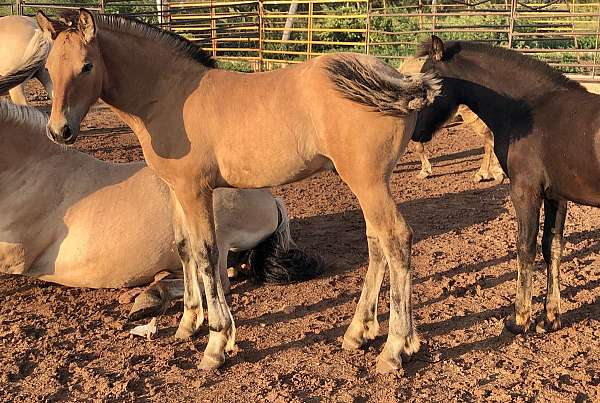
[{"xmin": 81, "ymin": 62, "xmax": 93, "ymax": 74}]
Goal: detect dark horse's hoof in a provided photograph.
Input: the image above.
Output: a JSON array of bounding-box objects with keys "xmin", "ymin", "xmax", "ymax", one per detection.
[{"xmin": 504, "ymin": 315, "xmax": 530, "ymax": 334}]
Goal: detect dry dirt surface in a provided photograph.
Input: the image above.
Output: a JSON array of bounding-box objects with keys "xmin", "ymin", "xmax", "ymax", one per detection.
[{"xmin": 1, "ymin": 84, "xmax": 599, "ymax": 402}]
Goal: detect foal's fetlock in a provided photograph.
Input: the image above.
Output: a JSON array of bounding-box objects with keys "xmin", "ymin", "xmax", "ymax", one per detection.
[
  {"xmin": 417, "ymin": 167, "xmax": 432, "ymax": 179},
  {"xmin": 174, "ymin": 310, "xmax": 203, "ymax": 339},
  {"xmin": 402, "ymin": 331, "xmax": 421, "ymax": 358},
  {"xmin": 504, "ymin": 312, "xmax": 531, "ymax": 334},
  {"xmin": 473, "ymin": 169, "xmax": 489, "ymax": 183},
  {"xmin": 342, "ymin": 320, "xmax": 378, "ymax": 350}
]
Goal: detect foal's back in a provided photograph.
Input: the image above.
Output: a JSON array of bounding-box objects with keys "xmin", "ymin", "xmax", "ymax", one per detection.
[{"xmin": 0, "ymin": 16, "xmax": 37, "ymax": 75}]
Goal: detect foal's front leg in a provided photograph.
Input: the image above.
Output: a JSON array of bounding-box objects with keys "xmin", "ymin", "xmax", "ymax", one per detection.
[
  {"xmin": 174, "ymin": 188, "xmax": 235, "ymax": 369},
  {"xmin": 414, "ymin": 142, "xmax": 433, "ymax": 179},
  {"xmin": 538, "ymin": 199, "xmax": 567, "ymax": 332},
  {"xmin": 505, "ymin": 182, "xmax": 542, "ymax": 334}
]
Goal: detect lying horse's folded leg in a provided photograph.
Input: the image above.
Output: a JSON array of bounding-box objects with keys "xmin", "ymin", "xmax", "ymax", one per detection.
[
  {"xmin": 129, "ymin": 272, "xmax": 184, "ymax": 321},
  {"xmin": 175, "ymin": 188, "xmax": 235, "ymax": 370},
  {"xmin": 171, "ymin": 193, "xmax": 205, "ymax": 340},
  {"xmin": 538, "ymin": 199, "xmax": 567, "ymax": 332},
  {"xmin": 342, "ymin": 225, "xmax": 387, "ymax": 350},
  {"xmin": 505, "ymin": 181, "xmax": 542, "ymax": 334}
]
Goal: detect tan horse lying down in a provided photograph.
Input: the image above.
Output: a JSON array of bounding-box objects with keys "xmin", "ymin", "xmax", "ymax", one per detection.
[
  {"xmin": 0, "ymin": 15, "xmax": 53, "ymax": 104},
  {"xmin": 0, "ymin": 100, "xmax": 321, "ymax": 319},
  {"xmin": 400, "ymin": 57, "xmax": 505, "ymax": 182}
]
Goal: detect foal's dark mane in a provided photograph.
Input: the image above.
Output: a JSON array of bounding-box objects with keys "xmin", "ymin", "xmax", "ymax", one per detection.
[
  {"xmin": 62, "ymin": 12, "xmax": 216, "ymax": 68},
  {"xmin": 417, "ymin": 40, "xmax": 584, "ymax": 92}
]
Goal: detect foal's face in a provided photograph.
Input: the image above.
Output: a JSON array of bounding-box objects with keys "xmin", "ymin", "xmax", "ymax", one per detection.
[
  {"xmin": 410, "ymin": 35, "xmax": 459, "ymax": 143},
  {"xmin": 37, "ymin": 10, "xmax": 103, "ymax": 145}
]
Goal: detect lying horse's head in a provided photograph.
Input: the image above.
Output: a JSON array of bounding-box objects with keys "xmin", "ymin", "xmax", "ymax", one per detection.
[{"xmin": 37, "ymin": 9, "xmax": 103, "ymax": 145}]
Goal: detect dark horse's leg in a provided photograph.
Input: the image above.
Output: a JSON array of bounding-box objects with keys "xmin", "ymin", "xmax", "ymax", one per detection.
[
  {"xmin": 538, "ymin": 199, "xmax": 567, "ymax": 332},
  {"xmin": 505, "ymin": 180, "xmax": 542, "ymax": 334}
]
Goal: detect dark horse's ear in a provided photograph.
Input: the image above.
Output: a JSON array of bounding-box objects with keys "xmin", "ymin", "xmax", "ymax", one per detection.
[
  {"xmin": 78, "ymin": 8, "xmax": 96, "ymax": 44},
  {"xmin": 36, "ymin": 10, "xmax": 66, "ymax": 40},
  {"xmin": 430, "ymin": 35, "xmax": 445, "ymax": 62}
]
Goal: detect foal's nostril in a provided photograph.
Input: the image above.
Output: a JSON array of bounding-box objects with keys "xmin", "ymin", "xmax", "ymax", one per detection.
[{"xmin": 60, "ymin": 125, "xmax": 74, "ymax": 143}]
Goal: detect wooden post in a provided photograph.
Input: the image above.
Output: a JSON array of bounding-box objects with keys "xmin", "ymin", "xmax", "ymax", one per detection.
[
  {"xmin": 16, "ymin": 0, "xmax": 23, "ymax": 16},
  {"xmin": 508, "ymin": 0, "xmax": 516, "ymax": 48},
  {"xmin": 593, "ymin": 1, "xmax": 600, "ymax": 77},
  {"xmin": 210, "ymin": 0, "xmax": 217, "ymax": 58},
  {"xmin": 365, "ymin": 0, "xmax": 370, "ymax": 55},
  {"xmin": 307, "ymin": 0, "xmax": 313, "ymax": 59},
  {"xmin": 100, "ymin": 0, "xmax": 106, "ymax": 14},
  {"xmin": 258, "ymin": 0, "xmax": 264, "ymax": 71},
  {"xmin": 431, "ymin": 0, "xmax": 437, "ymax": 35}
]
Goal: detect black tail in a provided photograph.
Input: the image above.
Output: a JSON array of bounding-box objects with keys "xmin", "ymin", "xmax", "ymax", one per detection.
[{"xmin": 247, "ymin": 198, "xmax": 324, "ymax": 284}]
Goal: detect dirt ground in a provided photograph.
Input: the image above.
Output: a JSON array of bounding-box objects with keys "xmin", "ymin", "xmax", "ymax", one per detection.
[{"xmin": 1, "ymin": 83, "xmax": 599, "ymax": 402}]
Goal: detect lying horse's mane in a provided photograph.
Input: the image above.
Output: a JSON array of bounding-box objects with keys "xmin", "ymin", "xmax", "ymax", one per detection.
[
  {"xmin": 63, "ymin": 12, "xmax": 215, "ymax": 68},
  {"xmin": 0, "ymin": 100, "xmax": 47, "ymax": 133},
  {"xmin": 417, "ymin": 40, "xmax": 585, "ymax": 92}
]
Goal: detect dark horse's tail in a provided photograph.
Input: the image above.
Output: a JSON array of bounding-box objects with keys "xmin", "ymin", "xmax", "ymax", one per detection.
[
  {"xmin": 247, "ymin": 198, "xmax": 324, "ymax": 284},
  {"xmin": 325, "ymin": 55, "xmax": 441, "ymax": 117}
]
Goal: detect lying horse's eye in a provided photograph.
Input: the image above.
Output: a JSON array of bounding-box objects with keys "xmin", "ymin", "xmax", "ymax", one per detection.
[{"xmin": 81, "ymin": 62, "xmax": 93, "ymax": 74}]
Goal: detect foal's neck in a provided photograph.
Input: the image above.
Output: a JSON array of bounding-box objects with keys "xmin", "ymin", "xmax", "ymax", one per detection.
[{"xmin": 97, "ymin": 30, "xmax": 210, "ymax": 126}]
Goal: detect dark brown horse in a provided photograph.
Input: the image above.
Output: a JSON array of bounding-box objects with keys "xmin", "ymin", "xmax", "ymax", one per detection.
[{"xmin": 414, "ymin": 36, "xmax": 598, "ymax": 334}]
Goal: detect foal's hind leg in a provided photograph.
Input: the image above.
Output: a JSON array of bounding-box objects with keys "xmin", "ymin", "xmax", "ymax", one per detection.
[
  {"xmin": 505, "ymin": 181, "xmax": 542, "ymax": 334},
  {"xmin": 342, "ymin": 226, "xmax": 387, "ymax": 350},
  {"xmin": 339, "ymin": 176, "xmax": 417, "ymax": 373},
  {"xmin": 538, "ymin": 199, "xmax": 567, "ymax": 332}
]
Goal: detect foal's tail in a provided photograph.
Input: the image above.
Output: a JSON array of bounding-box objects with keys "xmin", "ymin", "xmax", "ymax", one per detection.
[
  {"xmin": 0, "ymin": 30, "xmax": 51, "ymax": 95},
  {"xmin": 248, "ymin": 198, "xmax": 324, "ymax": 284},
  {"xmin": 325, "ymin": 55, "xmax": 441, "ymax": 117}
]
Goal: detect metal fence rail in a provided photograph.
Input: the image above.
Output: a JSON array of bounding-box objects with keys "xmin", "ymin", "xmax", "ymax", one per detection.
[{"xmin": 3, "ymin": 1, "xmax": 600, "ymax": 80}]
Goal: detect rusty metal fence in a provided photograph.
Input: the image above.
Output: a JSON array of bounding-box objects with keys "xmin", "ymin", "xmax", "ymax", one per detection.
[{"xmin": 3, "ymin": 1, "xmax": 600, "ymax": 80}]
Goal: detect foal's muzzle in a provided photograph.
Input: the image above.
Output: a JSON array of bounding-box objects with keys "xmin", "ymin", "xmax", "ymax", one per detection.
[{"xmin": 46, "ymin": 124, "xmax": 76, "ymax": 145}]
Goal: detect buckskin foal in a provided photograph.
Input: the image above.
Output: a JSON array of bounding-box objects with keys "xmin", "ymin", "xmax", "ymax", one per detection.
[{"xmin": 37, "ymin": 9, "xmax": 440, "ymax": 372}]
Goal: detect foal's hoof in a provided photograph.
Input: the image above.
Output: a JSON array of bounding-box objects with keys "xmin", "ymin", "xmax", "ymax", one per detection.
[
  {"xmin": 504, "ymin": 315, "xmax": 530, "ymax": 334},
  {"xmin": 199, "ymin": 353, "xmax": 225, "ymax": 370},
  {"xmin": 174, "ymin": 324, "xmax": 195, "ymax": 340},
  {"xmin": 375, "ymin": 354, "xmax": 403, "ymax": 376},
  {"xmin": 473, "ymin": 172, "xmax": 487, "ymax": 183},
  {"xmin": 535, "ymin": 316, "xmax": 562, "ymax": 334}
]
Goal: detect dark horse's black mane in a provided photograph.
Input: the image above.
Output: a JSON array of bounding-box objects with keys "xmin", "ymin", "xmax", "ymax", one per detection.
[
  {"xmin": 417, "ymin": 39, "xmax": 585, "ymax": 92},
  {"xmin": 59, "ymin": 10, "xmax": 216, "ymax": 68}
]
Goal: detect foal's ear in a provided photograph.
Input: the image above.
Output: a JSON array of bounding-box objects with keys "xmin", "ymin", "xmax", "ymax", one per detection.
[
  {"xmin": 36, "ymin": 10, "xmax": 62, "ymax": 40},
  {"xmin": 77, "ymin": 8, "xmax": 96, "ymax": 43},
  {"xmin": 430, "ymin": 35, "xmax": 445, "ymax": 62}
]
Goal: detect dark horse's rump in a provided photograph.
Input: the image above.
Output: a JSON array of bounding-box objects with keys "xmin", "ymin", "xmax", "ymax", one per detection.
[{"xmin": 415, "ymin": 36, "xmax": 600, "ymax": 335}]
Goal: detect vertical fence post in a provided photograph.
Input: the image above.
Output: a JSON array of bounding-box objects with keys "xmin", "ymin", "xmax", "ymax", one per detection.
[
  {"xmin": 16, "ymin": 0, "xmax": 23, "ymax": 15},
  {"xmin": 307, "ymin": 0, "xmax": 313, "ymax": 60},
  {"xmin": 431, "ymin": 0, "xmax": 437, "ymax": 34},
  {"xmin": 365, "ymin": 0, "xmax": 370, "ymax": 55},
  {"xmin": 593, "ymin": 1, "xmax": 600, "ymax": 78},
  {"xmin": 258, "ymin": 0, "xmax": 264, "ymax": 72},
  {"xmin": 508, "ymin": 0, "xmax": 516, "ymax": 48},
  {"xmin": 210, "ymin": 0, "xmax": 217, "ymax": 58}
]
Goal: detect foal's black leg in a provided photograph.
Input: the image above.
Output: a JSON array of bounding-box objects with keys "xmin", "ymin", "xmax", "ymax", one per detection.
[
  {"xmin": 505, "ymin": 182, "xmax": 542, "ymax": 334},
  {"xmin": 538, "ymin": 199, "xmax": 567, "ymax": 332}
]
